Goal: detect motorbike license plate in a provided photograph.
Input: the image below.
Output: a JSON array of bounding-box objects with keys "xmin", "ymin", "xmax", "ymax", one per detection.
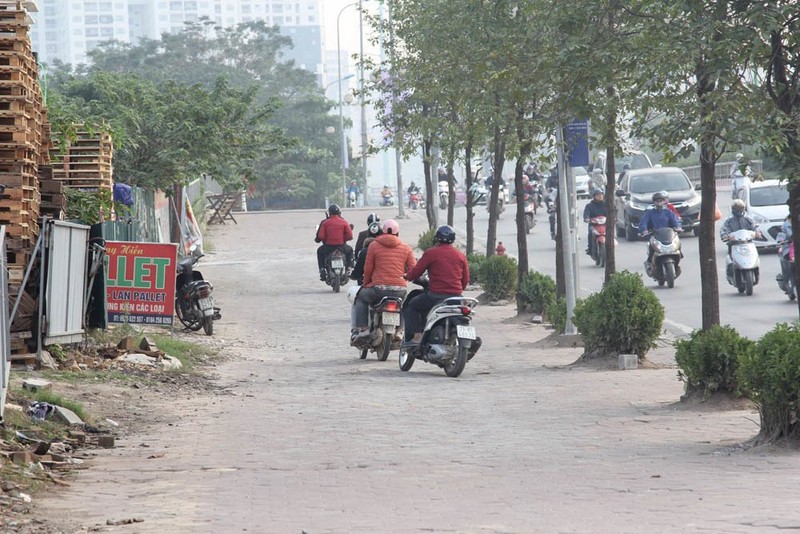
[
  {"xmin": 457, "ymin": 325, "xmax": 476, "ymax": 339},
  {"xmin": 331, "ymin": 258, "xmax": 345, "ymax": 269},
  {"xmin": 381, "ymin": 312, "xmax": 400, "ymax": 326},
  {"xmin": 199, "ymin": 297, "xmax": 214, "ymax": 315}
]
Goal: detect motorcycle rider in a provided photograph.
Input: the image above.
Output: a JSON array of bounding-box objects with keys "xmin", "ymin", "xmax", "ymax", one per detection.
[
  {"xmin": 661, "ymin": 190, "xmax": 681, "ymax": 218},
  {"xmin": 352, "ymin": 219, "xmax": 416, "ymax": 342},
  {"xmin": 402, "ymin": 225, "xmax": 470, "ymax": 347},
  {"xmin": 583, "ymin": 188, "xmax": 608, "ymax": 257},
  {"xmin": 314, "ymin": 204, "xmax": 354, "ymax": 280},
  {"xmin": 777, "ymin": 215, "xmax": 794, "ymax": 287},
  {"xmin": 380, "ymin": 184, "xmax": 393, "ymax": 206},
  {"xmin": 407, "ymin": 181, "xmax": 421, "ymax": 207},
  {"xmin": 638, "ymin": 191, "xmax": 683, "ymax": 263},
  {"xmin": 730, "ymin": 153, "xmax": 751, "ymax": 200},
  {"xmin": 355, "ymin": 212, "xmax": 380, "ymax": 255},
  {"xmin": 348, "ymin": 221, "xmax": 382, "ymax": 334},
  {"xmin": 347, "ymin": 180, "xmax": 360, "ymax": 206}
]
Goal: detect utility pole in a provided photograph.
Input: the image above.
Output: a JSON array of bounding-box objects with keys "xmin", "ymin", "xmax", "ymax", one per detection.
[
  {"xmin": 387, "ymin": 0, "xmax": 404, "ymax": 218},
  {"xmin": 556, "ymin": 125, "xmax": 577, "ymax": 334},
  {"xmin": 359, "ymin": 0, "xmax": 368, "ymax": 206}
]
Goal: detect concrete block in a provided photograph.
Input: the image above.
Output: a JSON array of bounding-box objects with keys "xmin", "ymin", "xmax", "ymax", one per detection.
[
  {"xmin": 97, "ymin": 435, "xmax": 115, "ymax": 448},
  {"xmin": 51, "ymin": 405, "xmax": 84, "ymax": 426},
  {"xmin": 11, "ymin": 451, "xmax": 31, "ymax": 465},
  {"xmin": 22, "ymin": 378, "xmax": 52, "ymax": 393},
  {"xmin": 557, "ymin": 333, "xmax": 584, "ymax": 348},
  {"xmin": 618, "ymin": 354, "xmax": 638, "ymax": 370},
  {"xmin": 531, "ymin": 315, "xmax": 543, "ymax": 324}
]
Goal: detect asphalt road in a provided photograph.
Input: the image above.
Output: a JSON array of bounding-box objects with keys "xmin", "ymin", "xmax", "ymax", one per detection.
[{"xmin": 447, "ymin": 192, "xmax": 798, "ymax": 339}]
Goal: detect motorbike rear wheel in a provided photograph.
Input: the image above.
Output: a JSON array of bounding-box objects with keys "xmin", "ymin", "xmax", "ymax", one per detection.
[
  {"xmin": 399, "ymin": 347, "xmax": 415, "ymax": 372},
  {"xmin": 203, "ymin": 316, "xmax": 213, "ymax": 336},
  {"xmin": 598, "ymin": 245, "xmax": 607, "ymax": 268},
  {"xmin": 175, "ymin": 299, "xmax": 203, "ymax": 331},
  {"xmin": 745, "ymin": 270, "xmax": 754, "ymax": 296},
  {"xmin": 665, "ymin": 262, "xmax": 676, "ymax": 289},
  {"xmin": 332, "ymin": 272, "xmax": 340, "ymax": 293},
  {"xmin": 444, "ymin": 344, "xmax": 468, "ymax": 378},
  {"xmin": 378, "ymin": 331, "xmax": 392, "ymax": 362}
]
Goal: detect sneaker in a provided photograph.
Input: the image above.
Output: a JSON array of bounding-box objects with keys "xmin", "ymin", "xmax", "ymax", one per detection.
[
  {"xmin": 319, "ymin": 268, "xmax": 327, "ymax": 281},
  {"xmin": 401, "ymin": 339, "xmax": 420, "ymax": 348}
]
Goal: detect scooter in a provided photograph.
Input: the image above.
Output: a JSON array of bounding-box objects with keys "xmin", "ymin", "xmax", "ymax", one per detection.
[
  {"xmin": 641, "ymin": 227, "xmax": 683, "ymax": 288},
  {"xmin": 723, "ymin": 229, "xmax": 760, "ymax": 296},
  {"xmin": 348, "ymin": 190, "xmax": 358, "ymax": 208},
  {"xmin": 381, "ymin": 193, "xmax": 394, "ymax": 206},
  {"xmin": 409, "ymin": 191, "xmax": 425, "ymax": 210},
  {"xmin": 438, "ymin": 180, "xmax": 449, "ymax": 210},
  {"xmin": 351, "ymin": 295, "xmax": 404, "ymax": 361},
  {"xmin": 588, "ymin": 216, "xmax": 609, "ymax": 267},
  {"xmin": 399, "ymin": 278, "xmax": 482, "ymax": 378},
  {"xmin": 323, "ymin": 248, "xmax": 349, "ymax": 293},
  {"xmin": 523, "ymin": 194, "xmax": 536, "ymax": 234},
  {"xmin": 776, "ymin": 237, "xmax": 796, "ymax": 301},
  {"xmin": 175, "ymin": 245, "xmax": 221, "ymax": 335}
]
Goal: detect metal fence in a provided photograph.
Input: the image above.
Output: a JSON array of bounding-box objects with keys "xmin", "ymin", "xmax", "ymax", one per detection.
[{"xmin": 682, "ymin": 160, "xmax": 763, "ymax": 187}]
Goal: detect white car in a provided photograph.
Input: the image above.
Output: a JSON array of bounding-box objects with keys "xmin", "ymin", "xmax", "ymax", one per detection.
[
  {"xmin": 745, "ymin": 179, "xmax": 789, "ymax": 250},
  {"xmin": 573, "ymin": 166, "xmax": 591, "ymax": 199}
]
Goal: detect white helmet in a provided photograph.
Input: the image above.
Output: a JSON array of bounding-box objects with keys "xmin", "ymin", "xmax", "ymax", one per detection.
[
  {"xmin": 347, "ymin": 285, "xmax": 360, "ymax": 304},
  {"xmin": 735, "ymin": 153, "xmax": 744, "ymax": 162}
]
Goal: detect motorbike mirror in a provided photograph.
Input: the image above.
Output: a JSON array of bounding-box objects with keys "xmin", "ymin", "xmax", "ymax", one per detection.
[{"xmin": 615, "ymin": 189, "xmax": 627, "ymax": 197}]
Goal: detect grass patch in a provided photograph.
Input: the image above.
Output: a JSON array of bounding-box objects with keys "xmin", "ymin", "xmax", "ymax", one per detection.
[
  {"xmin": 38, "ymin": 369, "xmax": 157, "ymax": 387},
  {"xmin": 1, "ymin": 400, "xmax": 74, "ymax": 442},
  {"xmin": 150, "ymin": 334, "xmax": 217, "ymax": 372}
]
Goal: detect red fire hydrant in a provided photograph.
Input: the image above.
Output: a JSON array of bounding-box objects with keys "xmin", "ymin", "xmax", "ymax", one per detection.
[{"xmin": 496, "ymin": 242, "xmax": 506, "ymax": 256}]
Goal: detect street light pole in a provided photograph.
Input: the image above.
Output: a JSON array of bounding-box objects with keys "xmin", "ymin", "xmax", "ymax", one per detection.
[
  {"xmin": 359, "ymin": 0, "xmax": 369, "ymax": 205},
  {"xmin": 337, "ymin": 2, "xmax": 358, "ymax": 206}
]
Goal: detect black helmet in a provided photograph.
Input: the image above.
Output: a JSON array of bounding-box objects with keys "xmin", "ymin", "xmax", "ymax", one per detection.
[
  {"xmin": 367, "ymin": 212, "xmax": 380, "ymax": 225},
  {"xmin": 434, "ymin": 225, "xmax": 456, "ymax": 244},
  {"xmin": 328, "ymin": 204, "xmax": 341, "ymax": 216},
  {"xmin": 367, "ymin": 222, "xmax": 382, "ymax": 237},
  {"xmin": 651, "ymin": 192, "xmax": 666, "ymax": 202}
]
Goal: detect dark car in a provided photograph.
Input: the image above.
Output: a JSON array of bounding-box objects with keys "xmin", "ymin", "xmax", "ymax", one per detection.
[{"xmin": 614, "ymin": 167, "xmax": 701, "ymax": 241}]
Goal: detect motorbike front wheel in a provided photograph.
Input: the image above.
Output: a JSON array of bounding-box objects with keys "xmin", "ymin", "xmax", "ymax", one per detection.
[
  {"xmin": 175, "ymin": 299, "xmax": 203, "ymax": 331},
  {"xmin": 203, "ymin": 316, "xmax": 213, "ymax": 335},
  {"xmin": 664, "ymin": 262, "xmax": 676, "ymax": 289},
  {"xmin": 399, "ymin": 347, "xmax": 415, "ymax": 372},
  {"xmin": 745, "ymin": 270, "xmax": 754, "ymax": 296},
  {"xmin": 444, "ymin": 344, "xmax": 468, "ymax": 378}
]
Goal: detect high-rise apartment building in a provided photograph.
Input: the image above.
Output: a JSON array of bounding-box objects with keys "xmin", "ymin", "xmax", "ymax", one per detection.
[{"xmin": 30, "ymin": 0, "xmax": 324, "ymax": 82}]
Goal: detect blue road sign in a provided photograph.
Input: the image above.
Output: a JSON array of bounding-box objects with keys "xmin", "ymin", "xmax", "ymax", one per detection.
[{"xmin": 566, "ymin": 119, "xmax": 590, "ymax": 168}]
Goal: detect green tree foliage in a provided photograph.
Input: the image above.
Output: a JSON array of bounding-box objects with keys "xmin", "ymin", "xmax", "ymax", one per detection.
[
  {"xmin": 675, "ymin": 325, "xmax": 754, "ymax": 400},
  {"xmin": 738, "ymin": 323, "xmax": 800, "ymax": 443},
  {"xmin": 573, "ymin": 271, "xmax": 664, "ymax": 359}
]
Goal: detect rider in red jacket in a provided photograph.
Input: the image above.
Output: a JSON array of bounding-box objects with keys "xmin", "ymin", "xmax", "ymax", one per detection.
[{"xmin": 315, "ymin": 204, "xmax": 354, "ymax": 279}]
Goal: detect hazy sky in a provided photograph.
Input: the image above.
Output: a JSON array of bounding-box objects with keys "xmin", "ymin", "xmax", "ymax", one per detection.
[{"xmin": 322, "ymin": 0, "xmax": 381, "ymax": 60}]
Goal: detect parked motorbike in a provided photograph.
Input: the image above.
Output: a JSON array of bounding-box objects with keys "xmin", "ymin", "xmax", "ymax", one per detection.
[
  {"xmin": 776, "ymin": 237, "xmax": 796, "ymax": 301},
  {"xmin": 438, "ymin": 180, "xmax": 449, "ymax": 210},
  {"xmin": 588, "ymin": 216, "xmax": 609, "ymax": 267},
  {"xmin": 641, "ymin": 227, "xmax": 683, "ymax": 288},
  {"xmin": 323, "ymin": 248, "xmax": 349, "ymax": 293},
  {"xmin": 399, "ymin": 278, "xmax": 481, "ymax": 378},
  {"xmin": 722, "ymin": 229, "xmax": 760, "ymax": 296},
  {"xmin": 175, "ymin": 245, "xmax": 221, "ymax": 335},
  {"xmin": 352, "ymin": 295, "xmax": 404, "ymax": 361},
  {"xmin": 523, "ymin": 194, "xmax": 536, "ymax": 234}
]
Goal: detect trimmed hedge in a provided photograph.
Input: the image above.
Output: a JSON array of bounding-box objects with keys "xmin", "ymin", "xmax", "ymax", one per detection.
[
  {"xmin": 417, "ymin": 227, "xmax": 436, "ymax": 251},
  {"xmin": 675, "ymin": 325, "xmax": 754, "ymax": 399},
  {"xmin": 519, "ymin": 270, "xmax": 557, "ymax": 314},
  {"xmin": 466, "ymin": 252, "xmax": 486, "ymax": 285},
  {"xmin": 479, "ymin": 254, "xmax": 517, "ymax": 301}
]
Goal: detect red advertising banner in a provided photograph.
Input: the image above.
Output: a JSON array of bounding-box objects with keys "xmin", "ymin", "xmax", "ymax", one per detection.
[{"xmin": 105, "ymin": 241, "xmax": 177, "ymax": 325}]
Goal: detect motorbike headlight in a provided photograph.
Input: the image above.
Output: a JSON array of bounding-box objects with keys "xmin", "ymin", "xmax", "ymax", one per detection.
[
  {"xmin": 751, "ymin": 212, "xmax": 769, "ymax": 224},
  {"xmin": 658, "ymin": 243, "xmax": 676, "ymax": 254}
]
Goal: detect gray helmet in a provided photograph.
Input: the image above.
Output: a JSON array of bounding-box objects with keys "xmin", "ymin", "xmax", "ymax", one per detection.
[
  {"xmin": 732, "ymin": 199, "xmax": 746, "ymax": 216},
  {"xmin": 652, "ymin": 191, "xmax": 666, "ymax": 202}
]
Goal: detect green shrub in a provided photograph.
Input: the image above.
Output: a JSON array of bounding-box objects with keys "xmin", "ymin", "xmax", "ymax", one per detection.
[
  {"xmin": 572, "ymin": 270, "xmax": 664, "ymax": 359},
  {"xmin": 466, "ymin": 252, "xmax": 486, "ymax": 285},
  {"xmin": 519, "ymin": 270, "xmax": 556, "ymax": 314},
  {"xmin": 548, "ymin": 296, "xmax": 568, "ymax": 333},
  {"xmin": 674, "ymin": 325, "xmax": 754, "ymax": 399},
  {"xmin": 417, "ymin": 227, "xmax": 436, "ymax": 251},
  {"xmin": 738, "ymin": 323, "xmax": 800, "ymax": 441},
  {"xmin": 479, "ymin": 254, "xmax": 517, "ymax": 300}
]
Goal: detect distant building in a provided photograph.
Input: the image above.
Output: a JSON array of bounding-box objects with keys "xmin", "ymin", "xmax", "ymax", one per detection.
[{"xmin": 30, "ymin": 0, "xmax": 324, "ymax": 82}]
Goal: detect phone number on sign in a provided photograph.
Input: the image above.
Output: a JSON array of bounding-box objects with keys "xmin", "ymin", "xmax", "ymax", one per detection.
[{"xmin": 108, "ymin": 314, "xmax": 174, "ymax": 325}]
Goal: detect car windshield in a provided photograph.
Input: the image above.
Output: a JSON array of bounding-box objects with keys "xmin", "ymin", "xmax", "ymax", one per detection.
[
  {"xmin": 630, "ymin": 171, "xmax": 690, "ymax": 194},
  {"xmin": 572, "ymin": 166, "xmax": 588, "ymax": 177},
  {"xmin": 616, "ymin": 154, "xmax": 651, "ymax": 170},
  {"xmin": 749, "ymin": 185, "xmax": 788, "ymax": 207}
]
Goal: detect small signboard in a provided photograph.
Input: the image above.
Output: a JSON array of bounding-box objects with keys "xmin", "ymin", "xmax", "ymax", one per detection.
[
  {"xmin": 566, "ymin": 119, "xmax": 590, "ymax": 168},
  {"xmin": 105, "ymin": 241, "xmax": 177, "ymax": 325}
]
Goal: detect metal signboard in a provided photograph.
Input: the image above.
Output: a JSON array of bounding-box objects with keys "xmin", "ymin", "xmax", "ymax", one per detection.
[
  {"xmin": 45, "ymin": 221, "xmax": 91, "ymax": 345},
  {"xmin": 105, "ymin": 241, "xmax": 177, "ymax": 325},
  {"xmin": 566, "ymin": 119, "xmax": 590, "ymax": 168}
]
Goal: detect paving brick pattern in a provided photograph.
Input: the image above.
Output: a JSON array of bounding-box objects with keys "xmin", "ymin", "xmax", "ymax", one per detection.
[{"xmin": 40, "ymin": 210, "xmax": 800, "ymax": 533}]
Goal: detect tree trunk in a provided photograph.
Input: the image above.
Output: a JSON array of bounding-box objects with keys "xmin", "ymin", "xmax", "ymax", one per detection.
[
  {"xmin": 422, "ymin": 137, "xmax": 436, "ymax": 229},
  {"xmin": 603, "ymin": 143, "xmax": 617, "ymax": 283},
  {"xmin": 486, "ymin": 125, "xmax": 505, "ymax": 257},
  {"xmin": 446, "ymin": 150, "xmax": 456, "ymax": 227},
  {"xmin": 514, "ymin": 112, "xmax": 532, "ymax": 313},
  {"xmin": 465, "ymin": 141, "xmax": 475, "ymax": 255}
]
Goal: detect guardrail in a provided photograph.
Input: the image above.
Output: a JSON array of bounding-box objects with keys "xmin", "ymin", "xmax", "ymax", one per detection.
[{"xmin": 682, "ymin": 160, "xmax": 762, "ymax": 188}]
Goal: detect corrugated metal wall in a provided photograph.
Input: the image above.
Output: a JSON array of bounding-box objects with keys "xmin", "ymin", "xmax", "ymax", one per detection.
[{"xmin": 0, "ymin": 228, "xmax": 10, "ymax": 422}]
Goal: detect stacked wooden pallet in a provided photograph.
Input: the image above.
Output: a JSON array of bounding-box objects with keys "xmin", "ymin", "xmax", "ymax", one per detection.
[
  {"xmin": 0, "ymin": 0, "xmax": 48, "ymax": 286},
  {"xmin": 51, "ymin": 131, "xmax": 113, "ymax": 192}
]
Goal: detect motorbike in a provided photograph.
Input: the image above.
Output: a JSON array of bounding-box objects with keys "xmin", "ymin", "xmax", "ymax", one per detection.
[
  {"xmin": 381, "ymin": 193, "xmax": 395, "ymax": 206},
  {"xmin": 175, "ymin": 245, "xmax": 221, "ymax": 336},
  {"xmin": 523, "ymin": 193, "xmax": 536, "ymax": 234},
  {"xmin": 776, "ymin": 237, "xmax": 796, "ymax": 301},
  {"xmin": 438, "ymin": 180, "xmax": 449, "ymax": 210},
  {"xmin": 323, "ymin": 248, "xmax": 349, "ymax": 293},
  {"xmin": 588, "ymin": 216, "xmax": 609, "ymax": 267},
  {"xmin": 352, "ymin": 295, "xmax": 404, "ymax": 361},
  {"xmin": 468, "ymin": 183, "xmax": 487, "ymax": 205},
  {"xmin": 641, "ymin": 227, "xmax": 683, "ymax": 288},
  {"xmin": 546, "ymin": 189, "xmax": 557, "ymax": 240},
  {"xmin": 722, "ymin": 229, "xmax": 760, "ymax": 296},
  {"xmin": 409, "ymin": 190, "xmax": 425, "ymax": 210},
  {"xmin": 348, "ymin": 190, "xmax": 358, "ymax": 208},
  {"xmin": 399, "ymin": 278, "xmax": 482, "ymax": 378}
]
